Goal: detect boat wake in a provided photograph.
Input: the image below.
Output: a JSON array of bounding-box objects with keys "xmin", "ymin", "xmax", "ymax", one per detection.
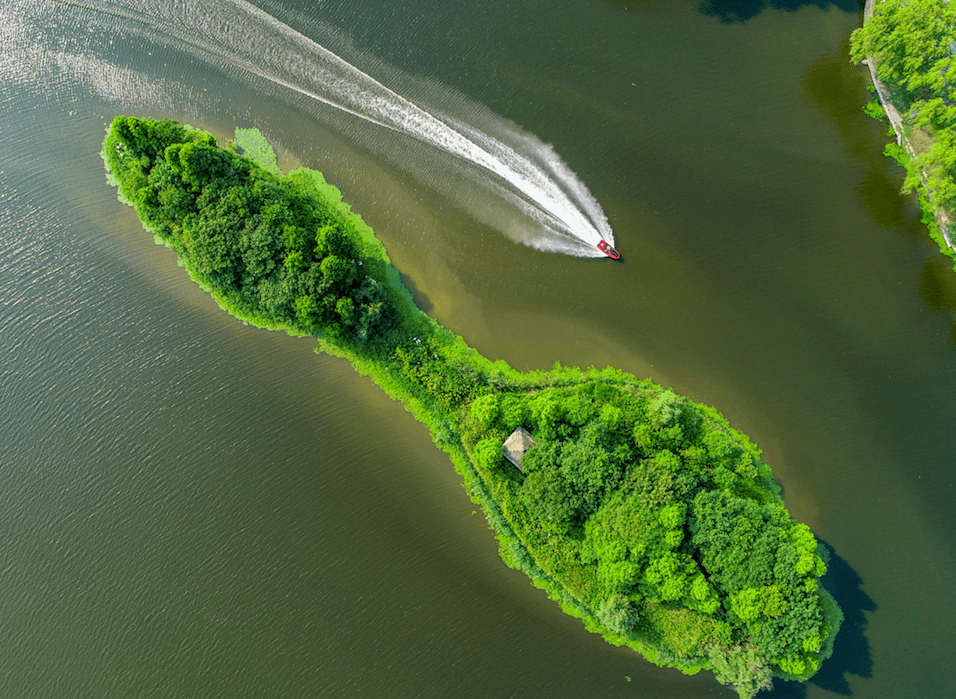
[{"xmin": 7, "ymin": 0, "xmax": 615, "ymax": 257}]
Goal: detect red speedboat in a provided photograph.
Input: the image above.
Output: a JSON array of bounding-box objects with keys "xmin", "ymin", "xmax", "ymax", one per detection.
[{"xmin": 597, "ymin": 240, "xmax": 621, "ymax": 260}]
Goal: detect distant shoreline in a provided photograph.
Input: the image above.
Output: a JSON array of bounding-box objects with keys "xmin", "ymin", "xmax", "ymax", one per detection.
[{"xmin": 860, "ymin": 0, "xmax": 956, "ymax": 254}]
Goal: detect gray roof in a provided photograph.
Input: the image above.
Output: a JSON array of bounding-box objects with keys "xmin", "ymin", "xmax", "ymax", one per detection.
[{"xmin": 503, "ymin": 427, "xmax": 536, "ymax": 470}]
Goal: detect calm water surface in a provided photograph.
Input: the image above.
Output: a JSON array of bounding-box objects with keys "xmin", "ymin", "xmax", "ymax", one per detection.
[{"xmin": 1, "ymin": 1, "xmax": 954, "ymax": 697}]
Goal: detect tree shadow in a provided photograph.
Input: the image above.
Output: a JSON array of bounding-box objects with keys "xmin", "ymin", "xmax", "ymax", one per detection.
[
  {"xmin": 799, "ymin": 43, "xmax": 956, "ymax": 331},
  {"xmin": 809, "ymin": 541, "xmax": 876, "ymax": 694},
  {"xmin": 856, "ymin": 170, "xmax": 910, "ymax": 229},
  {"xmin": 698, "ymin": 0, "xmax": 860, "ymax": 23},
  {"xmin": 916, "ymin": 255, "xmax": 956, "ymax": 350},
  {"xmin": 800, "ymin": 48, "xmax": 927, "ymax": 238},
  {"xmin": 399, "ymin": 271, "xmax": 434, "ymax": 313},
  {"xmin": 803, "ymin": 47, "xmax": 885, "ymax": 164},
  {"xmin": 918, "ymin": 255, "xmax": 956, "ymax": 315},
  {"xmin": 763, "ymin": 676, "xmax": 809, "ymax": 698}
]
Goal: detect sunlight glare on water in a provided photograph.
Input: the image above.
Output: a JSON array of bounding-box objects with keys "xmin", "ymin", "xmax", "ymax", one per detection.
[{"xmin": 15, "ymin": 0, "xmax": 614, "ymax": 256}]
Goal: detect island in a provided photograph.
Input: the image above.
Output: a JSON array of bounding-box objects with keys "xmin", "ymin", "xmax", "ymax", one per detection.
[{"xmin": 102, "ymin": 115, "xmax": 842, "ymax": 698}]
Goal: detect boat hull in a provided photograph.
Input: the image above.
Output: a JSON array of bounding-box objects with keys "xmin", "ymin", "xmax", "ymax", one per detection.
[{"xmin": 597, "ymin": 240, "xmax": 621, "ymax": 260}]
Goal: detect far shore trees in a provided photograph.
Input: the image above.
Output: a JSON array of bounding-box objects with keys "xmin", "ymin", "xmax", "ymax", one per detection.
[{"xmin": 851, "ymin": 0, "xmax": 956, "ymax": 264}]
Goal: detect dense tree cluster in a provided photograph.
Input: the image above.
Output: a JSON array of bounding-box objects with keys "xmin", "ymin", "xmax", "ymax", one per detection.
[
  {"xmin": 103, "ymin": 117, "xmax": 840, "ymax": 699},
  {"xmin": 851, "ymin": 0, "xmax": 956, "ymax": 214},
  {"xmin": 103, "ymin": 116, "xmax": 391, "ymax": 343},
  {"xmin": 464, "ymin": 381, "xmax": 840, "ymax": 696}
]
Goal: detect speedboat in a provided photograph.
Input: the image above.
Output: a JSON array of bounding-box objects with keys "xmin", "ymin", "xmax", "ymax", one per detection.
[{"xmin": 597, "ymin": 240, "xmax": 621, "ymax": 260}]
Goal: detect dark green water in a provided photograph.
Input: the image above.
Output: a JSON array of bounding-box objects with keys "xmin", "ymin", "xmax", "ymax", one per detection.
[{"xmin": 1, "ymin": 1, "xmax": 954, "ymax": 697}]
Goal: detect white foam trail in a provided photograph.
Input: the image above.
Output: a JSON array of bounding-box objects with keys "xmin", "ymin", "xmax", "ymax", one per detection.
[{"xmin": 39, "ymin": 0, "xmax": 614, "ymax": 254}]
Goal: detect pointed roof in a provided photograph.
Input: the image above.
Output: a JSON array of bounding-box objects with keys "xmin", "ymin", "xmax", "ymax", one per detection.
[{"xmin": 503, "ymin": 427, "xmax": 536, "ymax": 471}]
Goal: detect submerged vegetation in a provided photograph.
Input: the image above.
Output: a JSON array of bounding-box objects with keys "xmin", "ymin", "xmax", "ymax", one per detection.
[
  {"xmin": 102, "ymin": 116, "xmax": 842, "ymax": 698},
  {"xmin": 851, "ymin": 0, "xmax": 956, "ymax": 267}
]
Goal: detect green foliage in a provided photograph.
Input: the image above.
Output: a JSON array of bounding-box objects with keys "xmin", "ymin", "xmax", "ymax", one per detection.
[
  {"xmin": 102, "ymin": 116, "xmax": 393, "ymax": 346},
  {"xmin": 459, "ymin": 377, "xmax": 837, "ymax": 697},
  {"xmin": 707, "ymin": 644, "xmax": 773, "ymax": 699},
  {"xmin": 470, "ymin": 394, "xmax": 500, "ymax": 431},
  {"xmin": 852, "ymin": 0, "xmax": 956, "ymax": 221},
  {"xmin": 596, "ymin": 593, "xmax": 640, "ymax": 635},
  {"xmin": 863, "ymin": 95, "xmax": 886, "ymax": 121},
  {"xmin": 104, "ymin": 116, "xmax": 841, "ymax": 699},
  {"xmin": 472, "ymin": 436, "xmax": 504, "ymax": 470},
  {"xmin": 232, "ymin": 127, "xmax": 281, "ymax": 175},
  {"xmin": 850, "ymin": 0, "xmax": 956, "ymax": 107},
  {"xmin": 911, "ymin": 129, "xmax": 956, "ymax": 210}
]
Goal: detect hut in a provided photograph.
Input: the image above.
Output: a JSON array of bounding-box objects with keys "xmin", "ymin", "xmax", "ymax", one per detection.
[{"xmin": 503, "ymin": 427, "xmax": 536, "ymax": 471}]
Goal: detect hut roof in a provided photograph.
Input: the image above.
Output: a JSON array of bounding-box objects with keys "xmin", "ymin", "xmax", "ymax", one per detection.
[{"xmin": 503, "ymin": 427, "xmax": 536, "ymax": 471}]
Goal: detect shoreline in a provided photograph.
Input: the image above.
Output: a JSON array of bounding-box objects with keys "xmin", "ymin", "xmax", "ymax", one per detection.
[{"xmin": 860, "ymin": 0, "xmax": 956, "ymax": 254}]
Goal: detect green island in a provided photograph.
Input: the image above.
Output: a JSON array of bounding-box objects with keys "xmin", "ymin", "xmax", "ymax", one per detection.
[
  {"xmin": 852, "ymin": 0, "xmax": 956, "ymax": 269},
  {"xmin": 102, "ymin": 116, "xmax": 842, "ymax": 698}
]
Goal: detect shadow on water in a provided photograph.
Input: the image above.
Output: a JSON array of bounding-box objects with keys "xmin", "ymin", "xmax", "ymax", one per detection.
[
  {"xmin": 917, "ymin": 256, "xmax": 956, "ymax": 348},
  {"xmin": 698, "ymin": 0, "xmax": 860, "ymax": 23},
  {"xmin": 802, "ymin": 47, "xmax": 946, "ymax": 237},
  {"xmin": 919, "ymin": 255, "xmax": 956, "ymax": 314},
  {"xmin": 856, "ymin": 171, "xmax": 909, "ymax": 229},
  {"xmin": 855, "ymin": 165, "xmax": 930, "ymax": 242},
  {"xmin": 811, "ymin": 542, "xmax": 876, "ymax": 695},
  {"xmin": 399, "ymin": 271, "xmax": 434, "ymax": 313},
  {"xmin": 800, "ymin": 42, "xmax": 956, "ymax": 346},
  {"xmin": 803, "ymin": 46, "xmax": 883, "ymax": 163}
]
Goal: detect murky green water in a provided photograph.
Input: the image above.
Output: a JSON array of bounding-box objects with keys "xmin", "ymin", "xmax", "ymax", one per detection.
[{"xmin": 1, "ymin": 1, "xmax": 954, "ymax": 697}]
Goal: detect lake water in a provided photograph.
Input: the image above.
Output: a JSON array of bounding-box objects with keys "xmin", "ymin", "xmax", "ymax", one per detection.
[{"xmin": 1, "ymin": 1, "xmax": 954, "ymax": 697}]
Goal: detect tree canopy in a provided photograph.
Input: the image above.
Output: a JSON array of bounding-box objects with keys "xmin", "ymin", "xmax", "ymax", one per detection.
[
  {"xmin": 103, "ymin": 116, "xmax": 393, "ymax": 345},
  {"xmin": 462, "ymin": 382, "xmax": 840, "ymax": 694},
  {"xmin": 851, "ymin": 0, "xmax": 956, "ymax": 214}
]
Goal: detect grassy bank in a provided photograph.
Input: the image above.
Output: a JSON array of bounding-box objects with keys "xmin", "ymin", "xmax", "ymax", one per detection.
[{"xmin": 102, "ymin": 116, "xmax": 841, "ymax": 698}]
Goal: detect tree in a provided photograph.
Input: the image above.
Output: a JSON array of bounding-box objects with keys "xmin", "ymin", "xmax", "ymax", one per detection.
[
  {"xmin": 850, "ymin": 0, "xmax": 956, "ymax": 105},
  {"xmin": 706, "ymin": 644, "xmax": 772, "ymax": 699},
  {"xmin": 103, "ymin": 116, "xmax": 395, "ymax": 344}
]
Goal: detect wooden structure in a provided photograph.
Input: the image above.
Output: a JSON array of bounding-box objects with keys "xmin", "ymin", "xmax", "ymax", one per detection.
[{"xmin": 503, "ymin": 427, "xmax": 536, "ymax": 471}]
